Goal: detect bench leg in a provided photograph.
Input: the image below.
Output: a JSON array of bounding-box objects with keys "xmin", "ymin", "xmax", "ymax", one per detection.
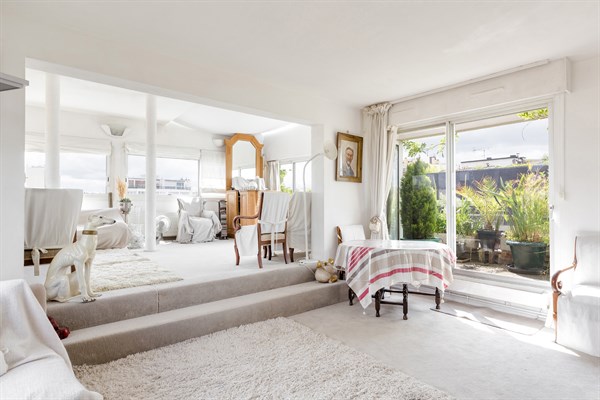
[
  {"xmin": 402, "ymin": 284, "xmax": 408, "ymax": 320},
  {"xmin": 375, "ymin": 289, "xmax": 383, "ymax": 317}
]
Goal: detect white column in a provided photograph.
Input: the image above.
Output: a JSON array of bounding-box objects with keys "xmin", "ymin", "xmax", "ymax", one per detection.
[
  {"xmin": 145, "ymin": 95, "xmax": 157, "ymax": 251},
  {"xmin": 45, "ymin": 73, "xmax": 61, "ymax": 188},
  {"xmin": 109, "ymin": 140, "xmax": 127, "ymax": 201}
]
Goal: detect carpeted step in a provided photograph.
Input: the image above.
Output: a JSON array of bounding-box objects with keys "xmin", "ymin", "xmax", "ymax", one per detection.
[
  {"xmin": 48, "ymin": 266, "xmax": 315, "ymax": 330},
  {"xmin": 64, "ymin": 281, "xmax": 347, "ymax": 365}
]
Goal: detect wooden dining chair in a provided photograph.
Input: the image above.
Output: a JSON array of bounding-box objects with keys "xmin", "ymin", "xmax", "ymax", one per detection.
[{"xmin": 234, "ymin": 191, "xmax": 291, "ymax": 268}]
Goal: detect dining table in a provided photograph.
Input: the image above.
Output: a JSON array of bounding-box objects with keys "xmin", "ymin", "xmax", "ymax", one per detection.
[{"xmin": 334, "ymin": 239, "xmax": 456, "ymax": 318}]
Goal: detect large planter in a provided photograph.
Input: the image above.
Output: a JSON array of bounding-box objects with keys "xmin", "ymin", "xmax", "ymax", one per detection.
[
  {"xmin": 506, "ymin": 240, "xmax": 547, "ymax": 274},
  {"xmin": 477, "ymin": 229, "xmax": 502, "ymax": 251}
]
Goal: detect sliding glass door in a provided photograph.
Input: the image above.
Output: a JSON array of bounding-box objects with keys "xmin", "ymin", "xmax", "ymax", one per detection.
[{"xmin": 389, "ymin": 107, "xmax": 551, "ymax": 283}]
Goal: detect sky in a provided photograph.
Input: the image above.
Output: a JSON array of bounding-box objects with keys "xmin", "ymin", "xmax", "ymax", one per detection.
[{"xmin": 406, "ymin": 118, "xmax": 549, "ymax": 166}]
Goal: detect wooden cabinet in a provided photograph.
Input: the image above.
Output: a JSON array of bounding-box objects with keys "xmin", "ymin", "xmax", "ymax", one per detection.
[
  {"xmin": 226, "ymin": 190, "xmax": 238, "ymax": 238},
  {"xmin": 226, "ymin": 190, "xmax": 261, "ymax": 238}
]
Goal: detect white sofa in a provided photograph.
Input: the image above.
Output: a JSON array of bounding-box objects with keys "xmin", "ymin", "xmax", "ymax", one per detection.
[
  {"xmin": 77, "ymin": 208, "xmax": 129, "ymax": 249},
  {"xmin": 0, "ymin": 280, "xmax": 101, "ymax": 399}
]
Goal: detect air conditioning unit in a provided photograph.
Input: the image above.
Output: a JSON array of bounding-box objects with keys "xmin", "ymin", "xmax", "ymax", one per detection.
[{"xmin": 0, "ymin": 72, "xmax": 29, "ymax": 92}]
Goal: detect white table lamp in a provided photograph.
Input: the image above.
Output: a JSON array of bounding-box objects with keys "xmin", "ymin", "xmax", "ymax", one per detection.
[{"xmin": 301, "ymin": 142, "xmax": 337, "ymax": 265}]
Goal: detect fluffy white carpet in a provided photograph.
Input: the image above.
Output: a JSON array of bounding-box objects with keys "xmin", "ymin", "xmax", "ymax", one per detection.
[
  {"xmin": 74, "ymin": 318, "xmax": 452, "ymax": 400},
  {"xmin": 91, "ymin": 249, "xmax": 182, "ymax": 292}
]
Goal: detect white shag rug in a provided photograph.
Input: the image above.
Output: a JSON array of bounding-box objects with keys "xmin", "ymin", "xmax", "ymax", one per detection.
[
  {"xmin": 74, "ymin": 318, "xmax": 453, "ymax": 400},
  {"xmin": 91, "ymin": 249, "xmax": 182, "ymax": 292}
]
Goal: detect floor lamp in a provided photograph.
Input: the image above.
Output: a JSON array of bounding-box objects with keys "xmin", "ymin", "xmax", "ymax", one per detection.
[{"xmin": 300, "ymin": 142, "xmax": 338, "ymax": 266}]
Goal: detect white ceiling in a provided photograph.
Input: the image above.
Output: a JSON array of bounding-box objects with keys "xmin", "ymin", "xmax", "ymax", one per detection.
[
  {"xmin": 25, "ymin": 68, "xmax": 292, "ymax": 134},
  {"xmin": 10, "ymin": 2, "xmax": 599, "ymax": 108}
]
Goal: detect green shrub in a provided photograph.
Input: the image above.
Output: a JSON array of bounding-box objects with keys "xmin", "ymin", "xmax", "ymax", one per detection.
[{"xmin": 400, "ymin": 160, "xmax": 438, "ymax": 239}]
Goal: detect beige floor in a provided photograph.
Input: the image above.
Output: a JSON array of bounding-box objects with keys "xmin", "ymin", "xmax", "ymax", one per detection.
[
  {"xmin": 292, "ymin": 295, "xmax": 600, "ymax": 400},
  {"xmin": 25, "ymin": 239, "xmax": 303, "ymax": 285},
  {"xmin": 25, "ymin": 241, "xmax": 599, "ymax": 399}
]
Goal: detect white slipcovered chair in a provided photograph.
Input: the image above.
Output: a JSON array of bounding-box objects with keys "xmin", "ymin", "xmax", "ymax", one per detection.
[
  {"xmin": 552, "ymin": 234, "xmax": 600, "ymax": 357},
  {"xmin": 176, "ymin": 197, "xmax": 222, "ymax": 243},
  {"xmin": 287, "ymin": 192, "xmax": 311, "ymax": 262},
  {"xmin": 24, "ymin": 188, "xmax": 83, "ymax": 275},
  {"xmin": 336, "ymin": 225, "xmax": 367, "ymax": 244},
  {"xmin": 234, "ymin": 191, "xmax": 291, "ymax": 268}
]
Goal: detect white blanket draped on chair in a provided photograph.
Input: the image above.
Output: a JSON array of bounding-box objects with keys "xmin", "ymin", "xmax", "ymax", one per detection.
[
  {"xmin": 24, "ymin": 188, "xmax": 83, "ymax": 275},
  {"xmin": 0, "ymin": 280, "xmax": 101, "ymax": 399},
  {"xmin": 236, "ymin": 192, "xmax": 291, "ymax": 257}
]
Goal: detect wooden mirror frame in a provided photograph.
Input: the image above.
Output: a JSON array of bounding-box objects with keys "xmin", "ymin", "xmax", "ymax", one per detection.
[{"xmin": 225, "ymin": 133, "xmax": 264, "ymax": 191}]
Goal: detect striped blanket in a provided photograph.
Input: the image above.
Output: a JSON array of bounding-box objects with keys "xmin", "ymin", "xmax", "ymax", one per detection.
[{"xmin": 335, "ymin": 240, "xmax": 455, "ymax": 309}]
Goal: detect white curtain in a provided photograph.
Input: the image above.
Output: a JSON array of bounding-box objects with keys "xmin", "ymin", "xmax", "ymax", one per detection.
[
  {"xmin": 364, "ymin": 102, "xmax": 397, "ymax": 240},
  {"xmin": 25, "ymin": 132, "xmax": 111, "ymax": 155},
  {"xmin": 200, "ymin": 150, "xmax": 226, "ymax": 193},
  {"xmin": 127, "ymin": 142, "xmax": 201, "ymax": 159},
  {"xmin": 265, "ymin": 160, "xmax": 280, "ymax": 191}
]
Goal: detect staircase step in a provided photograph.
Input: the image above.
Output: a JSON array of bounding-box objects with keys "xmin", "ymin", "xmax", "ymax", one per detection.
[
  {"xmin": 48, "ymin": 266, "xmax": 314, "ymax": 330},
  {"xmin": 64, "ymin": 281, "xmax": 346, "ymax": 365}
]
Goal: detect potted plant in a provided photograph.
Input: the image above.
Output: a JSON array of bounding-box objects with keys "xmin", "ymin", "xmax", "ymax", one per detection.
[
  {"xmin": 457, "ymin": 177, "xmax": 503, "ymax": 260},
  {"xmin": 456, "ymin": 198, "xmax": 481, "ymax": 259},
  {"xmin": 117, "ymin": 178, "xmax": 133, "ymax": 221},
  {"xmin": 496, "ymin": 172, "xmax": 549, "ymax": 274},
  {"xmin": 400, "ymin": 159, "xmax": 438, "ymax": 240}
]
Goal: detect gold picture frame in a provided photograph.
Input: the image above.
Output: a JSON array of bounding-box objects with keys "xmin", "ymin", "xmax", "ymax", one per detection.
[{"xmin": 336, "ymin": 132, "xmax": 363, "ymax": 183}]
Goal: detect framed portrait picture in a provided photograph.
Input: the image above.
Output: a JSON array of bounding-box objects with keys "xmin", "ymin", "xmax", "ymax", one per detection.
[{"xmin": 336, "ymin": 132, "xmax": 363, "ymax": 183}]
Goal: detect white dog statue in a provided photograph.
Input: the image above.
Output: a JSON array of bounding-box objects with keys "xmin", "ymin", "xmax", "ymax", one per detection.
[{"xmin": 44, "ymin": 215, "xmax": 115, "ymax": 303}]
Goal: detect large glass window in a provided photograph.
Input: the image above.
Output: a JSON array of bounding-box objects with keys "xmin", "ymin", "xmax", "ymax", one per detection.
[
  {"xmin": 454, "ymin": 109, "xmax": 549, "ymax": 279},
  {"xmin": 391, "ymin": 126, "xmax": 447, "ymax": 242},
  {"xmin": 389, "ymin": 107, "xmax": 550, "ymax": 283},
  {"xmin": 127, "ymin": 155, "xmax": 199, "ymax": 195},
  {"xmin": 280, "ymin": 163, "xmax": 294, "ymax": 193},
  {"xmin": 279, "ymin": 159, "xmax": 311, "ymax": 193},
  {"xmin": 25, "ymin": 151, "xmax": 107, "ymax": 193}
]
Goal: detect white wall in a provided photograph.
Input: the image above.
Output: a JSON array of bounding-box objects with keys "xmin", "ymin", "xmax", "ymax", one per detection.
[
  {"xmin": 263, "ymin": 124, "xmax": 311, "ymax": 162},
  {"xmin": 0, "ymin": 12, "xmax": 362, "ymax": 279},
  {"xmin": 554, "ymin": 56, "xmax": 600, "ymax": 268},
  {"xmin": 0, "ymin": 86, "xmax": 25, "ymax": 280}
]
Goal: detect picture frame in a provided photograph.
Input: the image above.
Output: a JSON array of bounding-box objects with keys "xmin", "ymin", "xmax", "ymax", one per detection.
[{"xmin": 336, "ymin": 132, "xmax": 363, "ymax": 183}]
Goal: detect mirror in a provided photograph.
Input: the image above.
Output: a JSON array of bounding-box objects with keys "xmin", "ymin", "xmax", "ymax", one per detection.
[
  {"xmin": 225, "ymin": 133, "xmax": 264, "ymax": 190},
  {"xmin": 232, "ymin": 141, "xmax": 256, "ymax": 179}
]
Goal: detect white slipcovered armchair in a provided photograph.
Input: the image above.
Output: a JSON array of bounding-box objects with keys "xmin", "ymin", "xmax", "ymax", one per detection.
[
  {"xmin": 176, "ymin": 197, "xmax": 222, "ymax": 243},
  {"xmin": 552, "ymin": 234, "xmax": 600, "ymax": 357}
]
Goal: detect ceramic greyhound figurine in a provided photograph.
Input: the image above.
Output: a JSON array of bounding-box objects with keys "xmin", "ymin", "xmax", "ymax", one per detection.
[{"xmin": 44, "ymin": 215, "xmax": 115, "ymax": 303}]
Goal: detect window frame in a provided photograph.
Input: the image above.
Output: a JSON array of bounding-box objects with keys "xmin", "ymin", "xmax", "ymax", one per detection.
[{"xmin": 395, "ymin": 96, "xmax": 561, "ymax": 282}]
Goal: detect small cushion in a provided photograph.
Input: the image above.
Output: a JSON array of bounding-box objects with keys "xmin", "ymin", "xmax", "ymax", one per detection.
[
  {"xmin": 340, "ymin": 225, "xmax": 366, "ymax": 242},
  {"xmin": 261, "ymin": 233, "xmax": 286, "ymax": 241},
  {"xmin": 177, "ymin": 197, "xmax": 203, "ymax": 217}
]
